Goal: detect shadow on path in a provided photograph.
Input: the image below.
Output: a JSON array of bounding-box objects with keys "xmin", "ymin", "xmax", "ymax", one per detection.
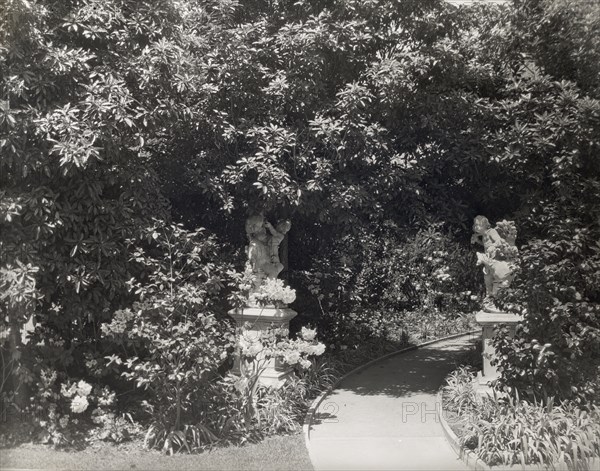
[
  {"xmin": 338, "ymin": 336, "xmax": 479, "ymax": 398},
  {"xmin": 305, "ymin": 333, "xmax": 480, "ymax": 471}
]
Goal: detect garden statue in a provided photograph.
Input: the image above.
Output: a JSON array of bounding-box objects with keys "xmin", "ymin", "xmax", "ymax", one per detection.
[
  {"xmin": 245, "ymin": 214, "xmax": 270, "ymax": 292},
  {"xmin": 471, "ymin": 216, "xmax": 518, "ymax": 313},
  {"xmin": 264, "ymin": 219, "xmax": 291, "ymax": 279},
  {"xmin": 231, "ymin": 214, "xmax": 297, "ymax": 387},
  {"xmin": 245, "ymin": 214, "xmax": 292, "ymax": 293}
]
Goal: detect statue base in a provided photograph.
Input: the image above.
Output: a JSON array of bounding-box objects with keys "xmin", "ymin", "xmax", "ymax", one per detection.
[
  {"xmin": 474, "ymin": 311, "xmax": 522, "ymax": 397},
  {"xmin": 228, "ymin": 306, "xmax": 298, "ymax": 388}
]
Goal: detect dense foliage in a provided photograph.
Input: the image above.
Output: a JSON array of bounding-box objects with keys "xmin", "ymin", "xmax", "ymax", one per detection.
[
  {"xmin": 443, "ymin": 367, "xmax": 600, "ymax": 469},
  {"xmin": 491, "ymin": 0, "xmax": 600, "ymax": 398},
  {"xmin": 1, "ymin": 0, "xmax": 599, "ymax": 450}
]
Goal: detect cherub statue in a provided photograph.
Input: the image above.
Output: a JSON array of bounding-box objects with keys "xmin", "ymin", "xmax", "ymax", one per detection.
[
  {"xmin": 245, "ymin": 214, "xmax": 269, "ymax": 293},
  {"xmin": 471, "ymin": 216, "xmax": 518, "ymax": 312},
  {"xmin": 263, "ymin": 219, "xmax": 291, "ymax": 279},
  {"xmin": 245, "ymin": 215, "xmax": 292, "ymax": 294}
]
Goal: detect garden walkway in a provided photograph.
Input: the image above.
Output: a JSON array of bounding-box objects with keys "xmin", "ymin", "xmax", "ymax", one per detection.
[{"xmin": 304, "ymin": 333, "xmax": 479, "ymax": 471}]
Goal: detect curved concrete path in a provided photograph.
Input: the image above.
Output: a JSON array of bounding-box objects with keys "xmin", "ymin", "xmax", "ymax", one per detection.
[{"xmin": 305, "ymin": 333, "xmax": 480, "ymax": 471}]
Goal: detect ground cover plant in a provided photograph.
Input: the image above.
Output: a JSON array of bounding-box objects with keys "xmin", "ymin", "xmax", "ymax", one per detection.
[{"xmin": 442, "ymin": 368, "xmax": 600, "ymax": 469}]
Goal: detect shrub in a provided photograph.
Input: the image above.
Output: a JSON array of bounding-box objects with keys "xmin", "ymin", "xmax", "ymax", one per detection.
[
  {"xmin": 192, "ymin": 356, "xmax": 337, "ymax": 448},
  {"xmin": 493, "ymin": 222, "xmax": 600, "ymax": 401},
  {"xmin": 295, "ymin": 224, "xmax": 479, "ymax": 351},
  {"xmin": 17, "ymin": 369, "xmax": 129, "ymax": 447},
  {"xmin": 102, "ymin": 222, "xmax": 235, "ymax": 452},
  {"xmin": 484, "ymin": 1, "xmax": 600, "ymax": 401},
  {"xmin": 375, "ymin": 225, "xmax": 481, "ymax": 315}
]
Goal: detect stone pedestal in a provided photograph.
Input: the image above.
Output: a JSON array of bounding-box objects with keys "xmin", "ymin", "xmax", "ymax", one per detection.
[
  {"xmin": 228, "ymin": 306, "xmax": 297, "ymax": 388},
  {"xmin": 475, "ymin": 311, "xmax": 522, "ymax": 396}
]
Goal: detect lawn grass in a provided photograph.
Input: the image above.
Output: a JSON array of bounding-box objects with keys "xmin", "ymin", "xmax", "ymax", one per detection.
[{"xmin": 0, "ymin": 433, "xmax": 313, "ymax": 470}]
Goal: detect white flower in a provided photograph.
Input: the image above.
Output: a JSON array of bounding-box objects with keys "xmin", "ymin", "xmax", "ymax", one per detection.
[
  {"xmin": 98, "ymin": 388, "xmax": 116, "ymax": 407},
  {"xmin": 61, "ymin": 382, "xmax": 77, "ymax": 398},
  {"xmin": 239, "ymin": 337, "xmax": 251, "ymax": 351},
  {"xmin": 311, "ymin": 343, "xmax": 326, "ymax": 356},
  {"xmin": 76, "ymin": 380, "xmax": 92, "ymax": 397},
  {"xmin": 59, "ymin": 416, "xmax": 69, "ymax": 428},
  {"xmin": 70, "ymin": 395, "xmax": 89, "ymax": 414},
  {"xmin": 234, "ymin": 376, "xmax": 248, "ymax": 393},
  {"xmin": 300, "ymin": 327, "xmax": 317, "ymax": 341},
  {"xmin": 254, "ymin": 278, "xmax": 296, "ymax": 305},
  {"xmin": 299, "ymin": 358, "xmax": 312, "ymax": 369},
  {"xmin": 296, "ymin": 341, "xmax": 312, "ymax": 354},
  {"xmin": 245, "ymin": 343, "xmax": 262, "ymax": 358},
  {"xmin": 283, "ymin": 351, "xmax": 301, "ymax": 365}
]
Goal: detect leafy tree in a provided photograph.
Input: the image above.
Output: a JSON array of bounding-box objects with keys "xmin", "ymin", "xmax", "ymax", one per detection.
[{"xmin": 0, "ymin": 0, "xmax": 210, "ymax": 356}]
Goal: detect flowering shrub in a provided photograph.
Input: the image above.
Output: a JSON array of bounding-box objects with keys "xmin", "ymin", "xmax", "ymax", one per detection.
[
  {"xmin": 103, "ymin": 223, "xmax": 235, "ymax": 453},
  {"xmin": 230, "ymin": 325, "xmax": 326, "ymax": 430},
  {"xmin": 22, "ymin": 369, "xmax": 125, "ymax": 446},
  {"xmin": 237, "ymin": 326, "xmax": 325, "ymax": 375}
]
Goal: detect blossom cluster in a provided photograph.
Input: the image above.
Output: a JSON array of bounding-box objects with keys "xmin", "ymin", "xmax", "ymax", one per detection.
[
  {"xmin": 97, "ymin": 386, "xmax": 116, "ymax": 407},
  {"xmin": 282, "ymin": 327, "xmax": 326, "ymax": 369},
  {"xmin": 237, "ymin": 325, "xmax": 326, "ymax": 371},
  {"xmin": 61, "ymin": 379, "xmax": 93, "ymax": 414},
  {"xmin": 250, "ymin": 278, "xmax": 296, "ymax": 306},
  {"xmin": 239, "ymin": 331, "xmax": 264, "ymax": 358},
  {"xmin": 300, "ymin": 326, "xmax": 316, "ymax": 341},
  {"xmin": 101, "ymin": 308, "xmax": 135, "ymax": 336}
]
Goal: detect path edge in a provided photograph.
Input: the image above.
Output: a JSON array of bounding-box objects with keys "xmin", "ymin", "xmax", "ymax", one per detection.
[
  {"xmin": 302, "ymin": 329, "xmax": 480, "ymax": 453},
  {"xmin": 436, "ymin": 389, "xmax": 491, "ymax": 471}
]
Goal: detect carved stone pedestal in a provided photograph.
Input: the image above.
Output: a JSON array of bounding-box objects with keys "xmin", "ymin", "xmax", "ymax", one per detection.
[
  {"xmin": 228, "ymin": 306, "xmax": 298, "ymax": 388},
  {"xmin": 474, "ymin": 311, "xmax": 522, "ymax": 397}
]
